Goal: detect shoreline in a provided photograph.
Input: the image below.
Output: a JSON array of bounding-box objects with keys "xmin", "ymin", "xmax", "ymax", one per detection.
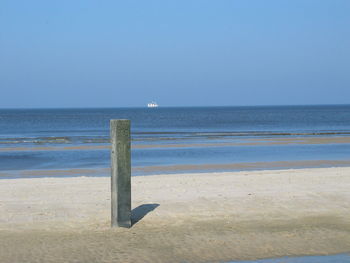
[
  {"xmin": 2, "ymin": 159, "xmax": 350, "ymax": 178},
  {"xmin": 1, "ymin": 167, "xmax": 350, "ymax": 262}
]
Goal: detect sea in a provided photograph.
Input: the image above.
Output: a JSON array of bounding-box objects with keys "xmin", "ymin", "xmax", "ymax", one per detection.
[{"xmin": 0, "ymin": 105, "xmax": 350, "ymax": 177}]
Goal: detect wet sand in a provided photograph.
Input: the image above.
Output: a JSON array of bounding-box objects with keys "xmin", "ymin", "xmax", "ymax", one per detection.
[
  {"xmin": 1, "ymin": 135, "xmax": 350, "ymax": 152},
  {"xmin": 2, "ymin": 159, "xmax": 350, "ymax": 178},
  {"xmin": 134, "ymin": 159, "xmax": 350, "ymax": 174},
  {"xmin": 1, "ymin": 167, "xmax": 350, "ymax": 262}
]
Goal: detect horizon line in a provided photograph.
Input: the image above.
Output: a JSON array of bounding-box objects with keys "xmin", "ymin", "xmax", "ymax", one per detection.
[{"xmin": 0, "ymin": 103, "xmax": 350, "ymax": 110}]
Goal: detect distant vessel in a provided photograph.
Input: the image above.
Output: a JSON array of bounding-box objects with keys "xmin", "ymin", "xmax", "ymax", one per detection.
[{"xmin": 147, "ymin": 101, "xmax": 158, "ymax": 108}]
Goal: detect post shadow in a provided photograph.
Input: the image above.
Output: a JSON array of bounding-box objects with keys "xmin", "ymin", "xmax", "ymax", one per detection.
[{"xmin": 131, "ymin": 203, "xmax": 160, "ymax": 226}]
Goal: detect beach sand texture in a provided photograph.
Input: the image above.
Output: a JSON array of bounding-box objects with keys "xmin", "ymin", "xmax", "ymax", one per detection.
[{"xmin": 1, "ymin": 167, "xmax": 350, "ymax": 262}]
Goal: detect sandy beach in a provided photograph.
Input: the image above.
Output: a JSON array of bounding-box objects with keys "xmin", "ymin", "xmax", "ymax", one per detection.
[{"xmin": 1, "ymin": 167, "xmax": 350, "ymax": 262}]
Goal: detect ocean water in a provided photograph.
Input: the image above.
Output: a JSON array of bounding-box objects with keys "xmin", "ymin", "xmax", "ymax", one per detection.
[{"xmin": 0, "ymin": 105, "xmax": 350, "ymax": 176}]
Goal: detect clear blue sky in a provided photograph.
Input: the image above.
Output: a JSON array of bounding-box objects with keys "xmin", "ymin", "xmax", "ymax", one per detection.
[{"xmin": 1, "ymin": 0, "xmax": 349, "ymax": 108}]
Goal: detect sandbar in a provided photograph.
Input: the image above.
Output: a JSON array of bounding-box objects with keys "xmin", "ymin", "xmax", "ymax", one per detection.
[{"xmin": 1, "ymin": 135, "xmax": 350, "ymax": 152}]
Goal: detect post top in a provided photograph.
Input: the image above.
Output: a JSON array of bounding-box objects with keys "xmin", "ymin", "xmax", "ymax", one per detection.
[{"xmin": 110, "ymin": 119, "xmax": 130, "ymax": 123}]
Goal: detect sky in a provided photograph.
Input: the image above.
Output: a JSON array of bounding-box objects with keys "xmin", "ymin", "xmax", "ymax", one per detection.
[{"xmin": 0, "ymin": 0, "xmax": 349, "ymax": 108}]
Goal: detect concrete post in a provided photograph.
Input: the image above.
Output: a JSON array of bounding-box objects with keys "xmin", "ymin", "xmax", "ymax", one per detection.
[{"xmin": 110, "ymin": 119, "xmax": 131, "ymax": 228}]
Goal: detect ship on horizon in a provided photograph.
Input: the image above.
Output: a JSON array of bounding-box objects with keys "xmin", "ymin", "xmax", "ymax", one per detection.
[{"xmin": 147, "ymin": 101, "xmax": 159, "ymax": 108}]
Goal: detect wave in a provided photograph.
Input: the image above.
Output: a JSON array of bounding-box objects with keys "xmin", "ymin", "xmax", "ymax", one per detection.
[{"xmin": 0, "ymin": 137, "xmax": 72, "ymax": 145}]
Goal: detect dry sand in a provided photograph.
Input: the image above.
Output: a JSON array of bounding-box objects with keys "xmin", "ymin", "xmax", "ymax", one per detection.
[{"xmin": 0, "ymin": 167, "xmax": 350, "ymax": 262}]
